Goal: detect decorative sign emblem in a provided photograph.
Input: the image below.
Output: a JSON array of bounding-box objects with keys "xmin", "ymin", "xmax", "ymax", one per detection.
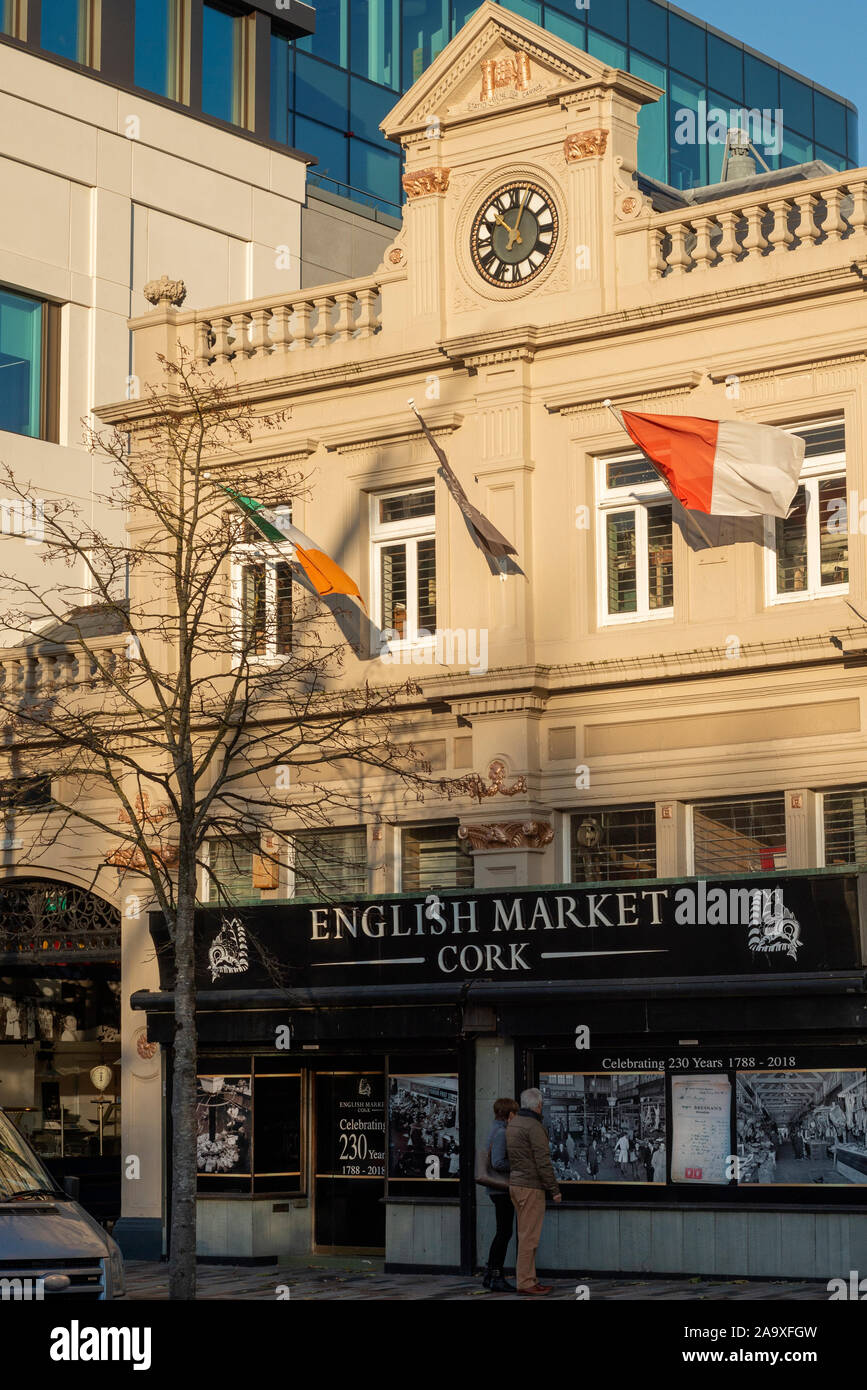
[
  {"xmin": 358, "ymin": 1077, "xmax": 372, "ymax": 1098},
  {"xmin": 208, "ymin": 916, "xmax": 249, "ymax": 983},
  {"xmin": 480, "ymin": 51, "xmax": 533, "ymax": 102},
  {"xmin": 748, "ymin": 891, "xmax": 802, "ymax": 961},
  {"xmin": 89, "ymin": 1065, "xmax": 113, "ymax": 1092}
]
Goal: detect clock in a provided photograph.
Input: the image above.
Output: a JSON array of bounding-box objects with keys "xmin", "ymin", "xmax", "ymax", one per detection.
[{"xmin": 470, "ymin": 180, "xmax": 559, "ymax": 287}]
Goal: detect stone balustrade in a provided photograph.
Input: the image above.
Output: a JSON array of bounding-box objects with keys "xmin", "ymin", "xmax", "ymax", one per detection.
[
  {"xmin": 185, "ymin": 274, "xmax": 384, "ymax": 368},
  {"xmin": 644, "ymin": 170, "xmax": 867, "ymax": 280},
  {"xmin": 0, "ymin": 636, "xmax": 129, "ymax": 702}
]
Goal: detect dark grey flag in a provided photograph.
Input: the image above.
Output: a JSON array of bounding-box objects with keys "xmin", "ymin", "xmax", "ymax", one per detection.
[{"xmin": 410, "ymin": 402, "xmax": 518, "ymax": 560}]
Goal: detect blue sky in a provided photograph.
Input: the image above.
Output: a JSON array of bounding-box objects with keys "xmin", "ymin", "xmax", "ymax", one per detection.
[{"xmin": 677, "ymin": 0, "xmax": 865, "ymax": 157}]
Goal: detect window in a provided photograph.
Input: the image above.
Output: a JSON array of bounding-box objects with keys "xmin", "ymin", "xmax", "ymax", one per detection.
[
  {"xmin": 1, "ymin": 0, "xmax": 25, "ymax": 38},
  {"xmin": 292, "ymin": 827, "xmax": 368, "ymax": 898},
  {"xmin": 207, "ymin": 835, "xmax": 260, "ymax": 905},
  {"xmin": 402, "ymin": 822, "xmax": 472, "ymax": 892},
  {"xmin": 197, "ymin": 1061, "xmax": 302, "ymax": 1194},
  {"xmin": 350, "ymin": 0, "xmax": 399, "ymax": 89},
  {"xmin": 596, "ymin": 453, "xmax": 673, "ymax": 623},
  {"xmin": 40, "ymin": 0, "xmax": 92, "ymax": 64},
  {"xmin": 767, "ymin": 422, "xmax": 847, "ymax": 603},
  {"xmin": 232, "ymin": 506, "xmax": 293, "ymax": 658},
  {"xmin": 823, "ymin": 787, "xmax": 867, "ymax": 868},
  {"xmin": 270, "ymin": 31, "xmax": 293, "ymax": 144},
  {"xmin": 628, "ymin": 0, "xmax": 667, "ymax": 63},
  {"xmin": 570, "ymin": 807, "xmax": 656, "ymax": 882},
  {"xmin": 0, "ymin": 776, "xmax": 52, "ymax": 811},
  {"xmin": 134, "ymin": 0, "xmax": 181, "ymax": 99},
  {"xmin": 371, "ymin": 486, "xmax": 436, "ymax": 643},
  {"xmin": 692, "ymin": 794, "xmax": 786, "ymax": 875},
  {"xmin": 401, "ymin": 0, "xmax": 449, "ymax": 87},
  {"xmin": 296, "ymin": 0, "xmax": 348, "ymax": 67},
  {"xmin": 202, "ymin": 1, "xmax": 245, "ymax": 125},
  {"xmin": 0, "ymin": 288, "xmax": 58, "ymax": 441}
]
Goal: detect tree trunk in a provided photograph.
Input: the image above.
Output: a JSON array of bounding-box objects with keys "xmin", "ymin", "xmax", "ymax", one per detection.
[{"xmin": 168, "ymin": 854, "xmax": 199, "ymax": 1300}]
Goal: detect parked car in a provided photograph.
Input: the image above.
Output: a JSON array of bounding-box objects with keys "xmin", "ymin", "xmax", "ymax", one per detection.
[{"xmin": 0, "ymin": 1106, "xmax": 124, "ymax": 1300}]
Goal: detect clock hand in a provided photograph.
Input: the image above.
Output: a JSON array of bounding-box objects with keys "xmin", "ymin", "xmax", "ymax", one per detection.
[
  {"xmin": 492, "ymin": 211, "xmax": 519, "ymax": 241},
  {"xmin": 506, "ymin": 187, "xmax": 532, "ymax": 250}
]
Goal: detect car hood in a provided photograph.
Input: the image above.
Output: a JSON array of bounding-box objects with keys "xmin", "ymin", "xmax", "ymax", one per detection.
[{"xmin": 0, "ymin": 1197, "xmax": 110, "ymax": 1261}]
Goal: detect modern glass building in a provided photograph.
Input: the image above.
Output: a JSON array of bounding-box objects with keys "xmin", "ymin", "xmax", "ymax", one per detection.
[
  {"xmin": 1, "ymin": 0, "xmax": 857, "ymax": 216},
  {"xmin": 272, "ymin": 0, "xmax": 859, "ymax": 211}
]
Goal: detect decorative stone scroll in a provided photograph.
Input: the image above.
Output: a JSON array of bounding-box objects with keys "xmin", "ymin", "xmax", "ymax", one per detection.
[
  {"xmin": 564, "ymin": 129, "xmax": 608, "ymax": 162},
  {"xmin": 458, "ymin": 820, "xmax": 555, "ymax": 851}
]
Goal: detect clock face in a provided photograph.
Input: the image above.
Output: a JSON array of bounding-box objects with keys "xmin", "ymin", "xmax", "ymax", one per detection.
[{"xmin": 470, "ymin": 180, "xmax": 559, "ymax": 287}]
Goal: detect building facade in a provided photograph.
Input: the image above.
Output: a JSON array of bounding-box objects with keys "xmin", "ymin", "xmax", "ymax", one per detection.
[{"xmin": 4, "ymin": 2, "xmax": 867, "ymax": 1275}]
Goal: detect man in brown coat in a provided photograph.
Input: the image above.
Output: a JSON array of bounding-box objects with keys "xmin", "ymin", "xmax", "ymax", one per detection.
[{"xmin": 506, "ymin": 1087, "xmax": 562, "ymax": 1295}]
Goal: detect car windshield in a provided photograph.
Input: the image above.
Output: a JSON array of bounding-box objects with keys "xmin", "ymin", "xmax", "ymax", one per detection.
[{"xmin": 0, "ymin": 1109, "xmax": 57, "ymax": 1198}]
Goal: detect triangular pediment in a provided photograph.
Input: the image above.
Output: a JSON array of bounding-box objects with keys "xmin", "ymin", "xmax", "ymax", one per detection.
[{"xmin": 381, "ymin": 0, "xmax": 657, "ymax": 142}]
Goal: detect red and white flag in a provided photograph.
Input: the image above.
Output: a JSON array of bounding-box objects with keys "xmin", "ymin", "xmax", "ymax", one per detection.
[{"xmin": 613, "ymin": 408, "xmax": 805, "ymax": 519}]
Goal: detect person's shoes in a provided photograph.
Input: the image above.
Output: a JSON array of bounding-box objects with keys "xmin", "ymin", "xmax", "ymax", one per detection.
[
  {"xmin": 481, "ymin": 1266, "xmax": 493, "ymax": 1288},
  {"xmin": 520, "ymin": 1284, "xmax": 553, "ymax": 1296},
  {"xmin": 490, "ymin": 1269, "xmax": 517, "ymax": 1292}
]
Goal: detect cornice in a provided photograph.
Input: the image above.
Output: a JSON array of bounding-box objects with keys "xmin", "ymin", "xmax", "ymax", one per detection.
[
  {"xmin": 707, "ymin": 350, "xmax": 867, "ymax": 386},
  {"xmin": 545, "ymin": 371, "xmax": 704, "ymax": 416},
  {"xmin": 319, "ymin": 412, "xmax": 464, "ymax": 455}
]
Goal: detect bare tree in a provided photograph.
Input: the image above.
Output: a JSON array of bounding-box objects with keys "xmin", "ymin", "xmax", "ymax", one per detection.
[{"xmin": 0, "ymin": 351, "xmax": 476, "ymax": 1299}]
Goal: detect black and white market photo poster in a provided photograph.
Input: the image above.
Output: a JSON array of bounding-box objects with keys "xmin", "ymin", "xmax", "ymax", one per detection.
[
  {"xmin": 388, "ymin": 1074, "xmax": 459, "ymax": 1181},
  {"xmin": 540, "ymin": 1072, "xmax": 666, "ymax": 1184},
  {"xmin": 195, "ymin": 1076, "xmax": 252, "ymax": 1174},
  {"xmin": 737, "ymin": 1069, "xmax": 867, "ymax": 1184},
  {"xmin": 670, "ymin": 1075, "xmax": 732, "ymax": 1184}
]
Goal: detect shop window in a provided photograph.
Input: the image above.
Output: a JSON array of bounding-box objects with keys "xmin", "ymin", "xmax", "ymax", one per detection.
[
  {"xmin": 691, "ymin": 793, "xmax": 786, "ymax": 875},
  {"xmin": 823, "ymin": 786, "xmax": 867, "ymax": 867},
  {"xmin": 767, "ymin": 421, "xmax": 846, "ymax": 602},
  {"xmin": 197, "ymin": 1062, "xmax": 303, "ymax": 1195},
  {"xmin": 401, "ymin": 821, "xmax": 472, "ymax": 892},
  {"xmin": 40, "ymin": 0, "xmax": 94, "ymax": 64},
  {"xmin": 232, "ymin": 504, "xmax": 293, "ymax": 659},
  {"xmin": 596, "ymin": 452, "xmax": 673, "ymax": 623},
  {"xmin": 570, "ymin": 806, "xmax": 656, "ymax": 883},
  {"xmin": 201, "ymin": 0, "xmax": 246, "ymax": 125},
  {"xmin": 292, "ymin": 826, "xmax": 368, "ymax": 898},
  {"xmin": 134, "ymin": 0, "xmax": 182, "ymax": 100},
  {"xmin": 371, "ymin": 485, "xmax": 437, "ymax": 645},
  {"xmin": 0, "ymin": 288, "xmax": 59, "ymax": 442},
  {"xmin": 388, "ymin": 1072, "xmax": 459, "ymax": 1182},
  {"xmin": 206, "ymin": 835, "xmax": 260, "ymax": 905}
]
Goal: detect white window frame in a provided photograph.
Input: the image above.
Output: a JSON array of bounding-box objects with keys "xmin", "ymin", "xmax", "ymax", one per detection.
[
  {"xmin": 595, "ymin": 451, "xmax": 674, "ymax": 625},
  {"xmin": 370, "ymin": 484, "xmax": 436, "ymax": 652},
  {"xmin": 201, "ymin": 836, "xmax": 259, "ymax": 905},
  {"xmin": 230, "ymin": 504, "xmax": 293, "ymax": 663},
  {"xmin": 764, "ymin": 422, "xmax": 848, "ymax": 606}
]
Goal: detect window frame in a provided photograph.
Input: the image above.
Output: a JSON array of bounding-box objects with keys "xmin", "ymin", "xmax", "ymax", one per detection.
[
  {"xmin": 568, "ymin": 805, "xmax": 658, "ymax": 883},
  {"xmin": 595, "ymin": 451, "xmax": 674, "ymax": 626},
  {"xmin": 200, "ymin": 0, "xmax": 250, "ymax": 128},
  {"xmin": 203, "ymin": 833, "xmax": 261, "ymax": 906},
  {"xmin": 230, "ymin": 504, "xmax": 294, "ymax": 664},
  {"xmin": 369, "ymin": 483, "xmax": 437, "ymax": 651},
  {"xmin": 764, "ymin": 421, "xmax": 848, "ymax": 606},
  {"xmin": 0, "ymin": 287, "xmax": 59, "ymax": 443}
]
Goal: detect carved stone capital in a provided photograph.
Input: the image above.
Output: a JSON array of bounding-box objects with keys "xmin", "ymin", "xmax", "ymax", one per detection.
[
  {"xmin": 564, "ymin": 129, "xmax": 609, "ymax": 162},
  {"xmin": 402, "ymin": 166, "xmax": 451, "ymax": 198},
  {"xmin": 105, "ymin": 842, "xmax": 179, "ymax": 872},
  {"xmin": 144, "ymin": 275, "xmax": 187, "ymax": 309},
  {"xmin": 458, "ymin": 820, "xmax": 554, "ymax": 851}
]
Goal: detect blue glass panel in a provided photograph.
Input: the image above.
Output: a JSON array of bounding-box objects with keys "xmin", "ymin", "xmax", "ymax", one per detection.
[
  {"xmin": 587, "ymin": 29, "xmax": 626, "ymax": 68},
  {"xmin": 705, "ymin": 93, "xmax": 736, "ymax": 184},
  {"xmin": 1, "ymin": 0, "xmax": 15, "ymax": 35},
  {"xmin": 630, "ymin": 52, "xmax": 666, "ymax": 183},
  {"xmin": 350, "ymin": 74, "xmax": 394, "ymax": 144},
  {"xmin": 544, "ymin": 9, "xmax": 587, "ymax": 47},
  {"xmin": 847, "ymin": 107, "xmax": 858, "ymax": 163},
  {"xmin": 349, "ymin": 138, "xmax": 401, "ymax": 208},
  {"xmin": 815, "ymin": 144, "xmax": 847, "ymax": 172},
  {"xmin": 780, "ymin": 129, "xmax": 813, "ymax": 168},
  {"xmin": 296, "ymin": 53, "xmax": 348, "ymax": 129},
  {"xmin": 669, "ymin": 71, "xmax": 706, "ymax": 190},
  {"xmin": 500, "ymin": 0, "xmax": 541, "ymax": 21},
  {"xmin": 589, "ymin": 0, "xmax": 626, "ymax": 42},
  {"xmin": 202, "ymin": 3, "xmax": 239, "ymax": 124},
  {"xmin": 350, "ymin": 0, "xmax": 400, "ymax": 90},
  {"xmin": 669, "ymin": 14, "xmax": 705, "ymax": 84},
  {"xmin": 743, "ymin": 53, "xmax": 779, "ymax": 114},
  {"xmin": 707, "ymin": 34, "xmax": 742, "ymax": 103},
  {"xmin": 296, "ymin": 116, "xmax": 349, "ymax": 184},
  {"xmin": 0, "ymin": 289, "xmax": 42, "ymax": 439},
  {"xmin": 135, "ymin": 0, "xmax": 175, "ymax": 98},
  {"xmin": 451, "ymin": 0, "xmax": 480, "ymax": 32},
  {"xmin": 779, "ymin": 72, "xmax": 813, "ymax": 139},
  {"xmin": 270, "ymin": 32, "xmax": 293, "ymax": 145},
  {"xmin": 402, "ymin": 0, "xmax": 450, "ymax": 87},
  {"xmin": 296, "ymin": 0, "xmax": 348, "ymax": 67},
  {"xmin": 544, "ymin": 0, "xmax": 587, "ymax": 17},
  {"xmin": 41, "ymin": 0, "xmax": 81, "ymax": 62},
  {"xmin": 814, "ymin": 92, "xmax": 847, "ymax": 153},
  {"xmin": 628, "ymin": 0, "xmax": 666, "ymax": 62},
  {"xmin": 728, "ymin": 105, "xmax": 782, "ymax": 165}
]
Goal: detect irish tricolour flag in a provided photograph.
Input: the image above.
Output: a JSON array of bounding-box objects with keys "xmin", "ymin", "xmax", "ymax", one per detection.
[
  {"xmin": 612, "ymin": 408, "xmax": 805, "ymax": 518},
  {"xmin": 222, "ymin": 487, "xmax": 365, "ymax": 607}
]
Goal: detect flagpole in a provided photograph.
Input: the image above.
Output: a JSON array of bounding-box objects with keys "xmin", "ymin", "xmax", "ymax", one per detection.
[{"xmin": 603, "ymin": 399, "xmax": 716, "ymax": 550}]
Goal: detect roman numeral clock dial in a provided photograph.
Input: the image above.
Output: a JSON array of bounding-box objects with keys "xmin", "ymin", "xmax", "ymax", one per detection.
[{"xmin": 470, "ymin": 180, "xmax": 559, "ymax": 287}]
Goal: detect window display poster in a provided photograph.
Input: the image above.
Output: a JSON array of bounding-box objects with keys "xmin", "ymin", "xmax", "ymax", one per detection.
[
  {"xmin": 737, "ymin": 1069, "xmax": 867, "ymax": 1185},
  {"xmin": 670, "ymin": 1075, "xmax": 732, "ymax": 1185},
  {"xmin": 196, "ymin": 1076, "xmax": 252, "ymax": 1174},
  {"xmin": 316, "ymin": 1072, "xmax": 386, "ymax": 1178},
  {"xmin": 389, "ymin": 1075, "xmax": 459, "ymax": 1180},
  {"xmin": 541, "ymin": 1072, "xmax": 666, "ymax": 1184}
]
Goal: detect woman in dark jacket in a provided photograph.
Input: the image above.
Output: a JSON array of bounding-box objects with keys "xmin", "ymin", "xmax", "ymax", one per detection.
[{"xmin": 483, "ymin": 1097, "xmax": 519, "ymax": 1292}]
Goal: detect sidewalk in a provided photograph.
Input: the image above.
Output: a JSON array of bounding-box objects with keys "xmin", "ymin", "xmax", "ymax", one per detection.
[{"xmin": 123, "ymin": 1261, "xmax": 832, "ymax": 1300}]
